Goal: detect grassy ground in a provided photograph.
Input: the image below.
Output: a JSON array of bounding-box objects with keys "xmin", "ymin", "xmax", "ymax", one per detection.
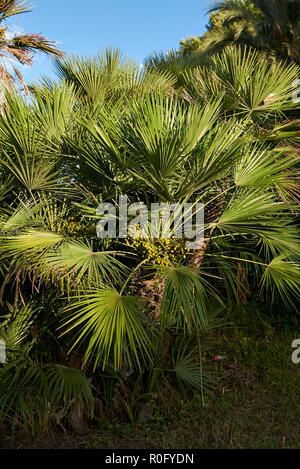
[
  {"xmin": 81, "ymin": 328, "xmax": 300, "ymax": 449},
  {"xmin": 1, "ymin": 302, "xmax": 300, "ymax": 449}
]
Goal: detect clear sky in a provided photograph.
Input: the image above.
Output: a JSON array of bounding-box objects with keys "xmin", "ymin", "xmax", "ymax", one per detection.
[{"xmin": 6, "ymin": 0, "xmax": 211, "ymax": 83}]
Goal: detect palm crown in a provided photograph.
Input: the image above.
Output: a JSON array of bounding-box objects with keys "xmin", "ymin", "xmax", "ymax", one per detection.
[
  {"xmin": 0, "ymin": 46, "xmax": 299, "ymax": 433},
  {"xmin": 0, "ymin": 0, "xmax": 63, "ymax": 90},
  {"xmin": 179, "ymin": 0, "xmax": 300, "ymax": 64}
]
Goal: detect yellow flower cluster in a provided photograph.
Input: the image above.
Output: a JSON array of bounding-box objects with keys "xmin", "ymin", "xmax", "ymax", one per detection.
[
  {"xmin": 0, "ymin": 27, "xmax": 7, "ymax": 40},
  {"xmin": 125, "ymin": 236, "xmax": 190, "ymax": 266},
  {"xmin": 62, "ymin": 217, "xmax": 95, "ymax": 236}
]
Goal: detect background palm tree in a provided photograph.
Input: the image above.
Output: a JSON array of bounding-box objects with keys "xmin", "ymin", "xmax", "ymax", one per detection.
[
  {"xmin": 0, "ymin": 0, "xmax": 63, "ymax": 91},
  {"xmin": 179, "ymin": 0, "xmax": 300, "ymax": 64}
]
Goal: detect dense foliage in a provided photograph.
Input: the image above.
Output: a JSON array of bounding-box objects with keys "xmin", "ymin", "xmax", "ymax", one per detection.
[
  {"xmin": 164, "ymin": 1, "xmax": 300, "ymax": 69},
  {"xmin": 0, "ymin": 3, "xmax": 299, "ymax": 437}
]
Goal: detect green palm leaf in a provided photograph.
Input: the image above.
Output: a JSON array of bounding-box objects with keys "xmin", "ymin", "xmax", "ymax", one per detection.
[
  {"xmin": 61, "ymin": 288, "xmax": 153, "ymax": 370},
  {"xmin": 158, "ymin": 265, "xmax": 210, "ymax": 332}
]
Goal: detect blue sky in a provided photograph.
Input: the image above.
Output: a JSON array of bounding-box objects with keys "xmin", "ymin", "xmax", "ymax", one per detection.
[{"xmin": 6, "ymin": 0, "xmax": 211, "ymax": 83}]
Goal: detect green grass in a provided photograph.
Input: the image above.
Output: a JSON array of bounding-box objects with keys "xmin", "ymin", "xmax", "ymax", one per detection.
[
  {"xmin": 1, "ymin": 300, "xmax": 299, "ymax": 449},
  {"xmin": 81, "ymin": 328, "xmax": 300, "ymax": 449}
]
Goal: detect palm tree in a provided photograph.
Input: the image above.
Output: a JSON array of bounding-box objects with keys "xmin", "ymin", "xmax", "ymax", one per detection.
[
  {"xmin": 0, "ymin": 0, "xmax": 63, "ymax": 91},
  {"xmin": 203, "ymin": 0, "xmax": 300, "ymax": 64},
  {"xmin": 0, "ymin": 47, "xmax": 299, "ymax": 434}
]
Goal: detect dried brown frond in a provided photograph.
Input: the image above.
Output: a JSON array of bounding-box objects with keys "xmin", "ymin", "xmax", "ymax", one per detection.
[
  {"xmin": 13, "ymin": 65, "xmax": 29, "ymax": 94},
  {"xmin": 2, "ymin": 45, "xmax": 32, "ymax": 64},
  {"xmin": 0, "ymin": 2, "xmax": 64, "ymax": 90},
  {"xmin": 0, "ymin": 1, "xmax": 32, "ymax": 21},
  {"xmin": 0, "ymin": 63, "xmax": 13, "ymax": 87},
  {"xmin": 10, "ymin": 33, "xmax": 64, "ymax": 58}
]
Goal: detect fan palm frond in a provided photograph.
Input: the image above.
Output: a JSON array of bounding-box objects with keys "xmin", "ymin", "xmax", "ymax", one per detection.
[
  {"xmin": 0, "ymin": 358, "xmax": 93, "ymax": 434},
  {"xmin": 61, "ymin": 287, "xmax": 153, "ymax": 370}
]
